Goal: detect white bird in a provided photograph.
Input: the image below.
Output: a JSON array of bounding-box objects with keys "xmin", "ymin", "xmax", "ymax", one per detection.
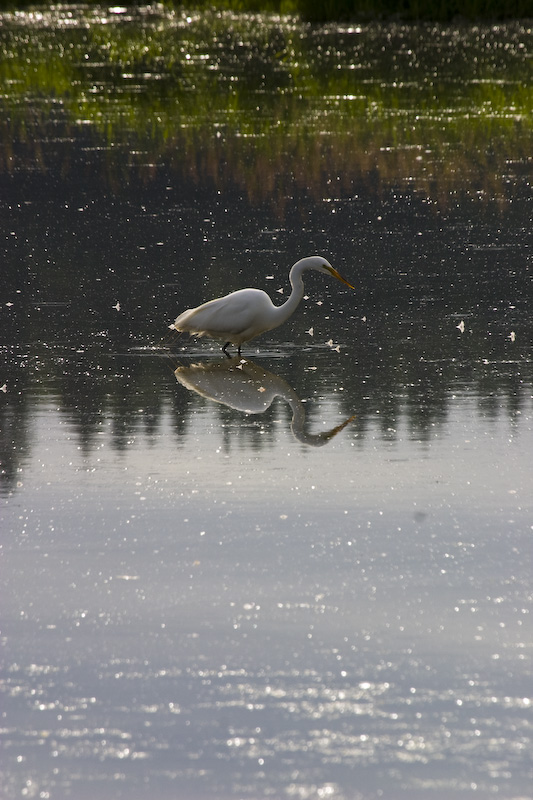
[{"xmin": 172, "ymin": 255, "xmax": 354, "ymax": 355}]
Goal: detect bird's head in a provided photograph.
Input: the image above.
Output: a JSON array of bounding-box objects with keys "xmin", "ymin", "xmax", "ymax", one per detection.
[{"xmin": 298, "ymin": 256, "xmax": 355, "ymax": 290}]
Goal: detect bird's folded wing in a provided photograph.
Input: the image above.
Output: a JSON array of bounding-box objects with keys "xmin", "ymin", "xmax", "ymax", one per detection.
[{"xmin": 176, "ymin": 289, "xmax": 268, "ymax": 336}]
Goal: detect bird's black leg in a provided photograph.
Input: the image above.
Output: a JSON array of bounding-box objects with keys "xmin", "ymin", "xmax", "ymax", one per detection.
[
  {"xmin": 237, "ymin": 345, "xmax": 242, "ymax": 357},
  {"xmin": 222, "ymin": 341, "xmax": 231, "ymax": 357}
]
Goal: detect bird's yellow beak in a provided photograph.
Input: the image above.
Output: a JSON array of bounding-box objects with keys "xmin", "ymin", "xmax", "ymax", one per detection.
[{"xmin": 328, "ymin": 266, "xmax": 355, "ymax": 290}]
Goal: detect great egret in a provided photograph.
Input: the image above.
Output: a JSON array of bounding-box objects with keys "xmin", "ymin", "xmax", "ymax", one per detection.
[{"xmin": 172, "ymin": 255, "xmax": 354, "ymax": 354}]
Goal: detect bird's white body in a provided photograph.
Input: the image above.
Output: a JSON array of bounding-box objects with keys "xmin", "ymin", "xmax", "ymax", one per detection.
[
  {"xmin": 175, "ymin": 287, "xmax": 278, "ymax": 347},
  {"xmin": 173, "ymin": 256, "xmax": 353, "ymax": 353}
]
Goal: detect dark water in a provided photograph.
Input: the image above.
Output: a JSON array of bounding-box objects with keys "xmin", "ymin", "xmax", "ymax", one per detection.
[{"xmin": 1, "ymin": 6, "xmax": 532, "ymax": 800}]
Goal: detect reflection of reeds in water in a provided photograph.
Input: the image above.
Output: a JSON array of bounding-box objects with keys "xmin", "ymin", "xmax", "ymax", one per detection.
[
  {"xmin": 186, "ymin": 125, "xmax": 529, "ymax": 211},
  {"xmin": 0, "ymin": 7, "xmax": 531, "ymax": 208},
  {"xmin": 2, "ymin": 109, "xmax": 528, "ymax": 215}
]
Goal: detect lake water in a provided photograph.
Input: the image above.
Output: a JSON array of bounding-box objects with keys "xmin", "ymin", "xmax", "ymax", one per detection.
[{"xmin": 1, "ymin": 5, "xmax": 532, "ymax": 799}]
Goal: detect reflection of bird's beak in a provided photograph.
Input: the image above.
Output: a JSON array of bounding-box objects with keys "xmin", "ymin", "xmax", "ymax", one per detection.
[{"xmin": 329, "ymin": 267, "xmax": 355, "ymax": 290}]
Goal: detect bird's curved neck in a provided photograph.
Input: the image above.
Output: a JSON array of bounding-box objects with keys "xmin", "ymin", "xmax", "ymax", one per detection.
[{"xmin": 271, "ymin": 262, "xmax": 306, "ymax": 326}]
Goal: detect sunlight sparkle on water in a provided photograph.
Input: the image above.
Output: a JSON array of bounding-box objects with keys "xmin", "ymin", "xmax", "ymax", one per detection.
[{"xmin": 1, "ymin": 6, "xmax": 532, "ymax": 800}]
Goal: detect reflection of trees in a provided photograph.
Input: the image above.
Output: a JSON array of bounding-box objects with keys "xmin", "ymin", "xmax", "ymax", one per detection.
[
  {"xmin": 1, "ymin": 8, "xmax": 531, "ymax": 209},
  {"xmin": 0, "ymin": 357, "xmax": 32, "ymax": 491},
  {"xmin": 1, "ymin": 309, "xmax": 532, "ymax": 494}
]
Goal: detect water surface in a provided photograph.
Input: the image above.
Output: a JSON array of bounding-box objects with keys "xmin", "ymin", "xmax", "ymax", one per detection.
[{"xmin": 1, "ymin": 6, "xmax": 532, "ymax": 800}]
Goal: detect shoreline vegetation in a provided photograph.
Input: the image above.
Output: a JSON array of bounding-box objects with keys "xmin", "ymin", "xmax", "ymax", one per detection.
[
  {"xmin": 0, "ymin": 0, "xmax": 532, "ymax": 21},
  {"xmin": 1, "ymin": 5, "xmax": 531, "ymax": 208}
]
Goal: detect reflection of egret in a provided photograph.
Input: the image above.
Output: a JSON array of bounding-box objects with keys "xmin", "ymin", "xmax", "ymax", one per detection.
[
  {"xmin": 174, "ymin": 357, "xmax": 354, "ymax": 446},
  {"xmin": 172, "ymin": 256, "xmax": 354, "ymax": 355}
]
